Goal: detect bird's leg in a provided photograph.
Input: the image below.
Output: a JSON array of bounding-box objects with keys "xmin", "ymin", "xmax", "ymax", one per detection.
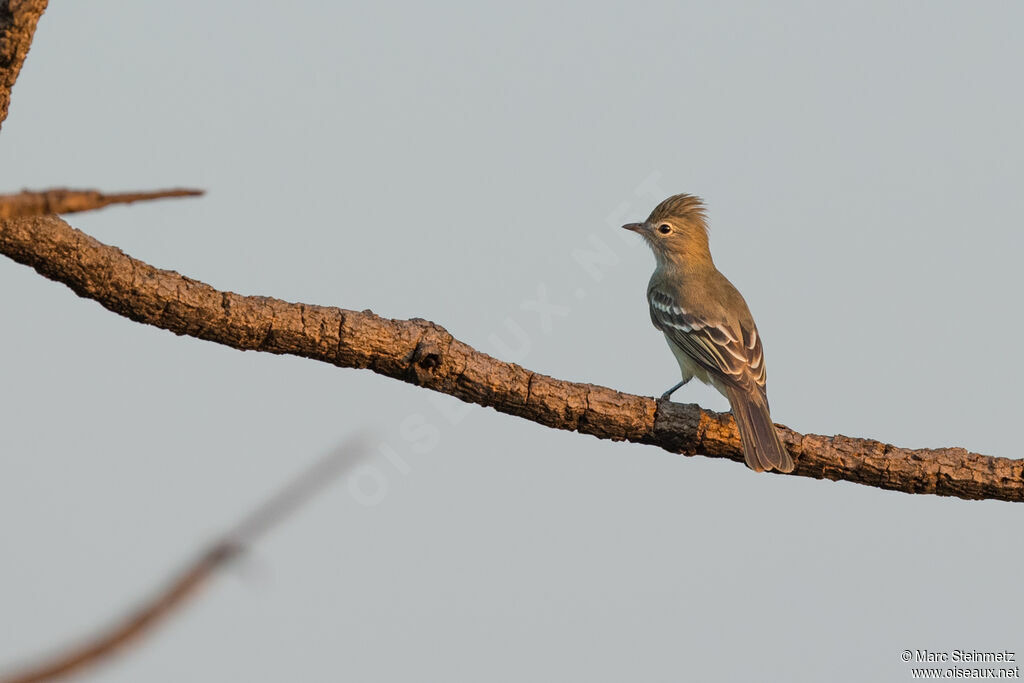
[{"xmin": 660, "ymin": 377, "xmax": 692, "ymax": 401}]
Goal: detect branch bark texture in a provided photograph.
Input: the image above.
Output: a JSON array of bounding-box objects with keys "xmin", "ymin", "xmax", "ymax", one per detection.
[
  {"xmin": 1, "ymin": 214, "xmax": 1021, "ymax": 503},
  {"xmin": 0, "ymin": 0, "xmax": 47, "ymax": 130}
]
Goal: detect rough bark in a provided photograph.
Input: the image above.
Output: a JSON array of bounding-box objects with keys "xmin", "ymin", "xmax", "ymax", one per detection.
[
  {"xmin": 1, "ymin": 214, "xmax": 1021, "ymax": 503},
  {"xmin": 0, "ymin": 0, "xmax": 47, "ymax": 130}
]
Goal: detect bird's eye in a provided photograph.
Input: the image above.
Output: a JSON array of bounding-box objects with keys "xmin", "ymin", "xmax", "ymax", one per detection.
[{"xmin": 657, "ymin": 224, "xmax": 671, "ymax": 235}]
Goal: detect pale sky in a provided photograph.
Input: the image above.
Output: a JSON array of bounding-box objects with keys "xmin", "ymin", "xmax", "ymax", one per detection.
[{"xmin": 1, "ymin": 2, "xmax": 1022, "ymax": 681}]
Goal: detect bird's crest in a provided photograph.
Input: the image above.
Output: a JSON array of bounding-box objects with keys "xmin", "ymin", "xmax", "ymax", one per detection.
[{"xmin": 647, "ymin": 194, "xmax": 707, "ymax": 228}]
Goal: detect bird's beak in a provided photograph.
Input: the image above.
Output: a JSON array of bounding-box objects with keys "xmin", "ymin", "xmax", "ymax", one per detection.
[{"xmin": 622, "ymin": 222, "xmax": 645, "ymax": 233}]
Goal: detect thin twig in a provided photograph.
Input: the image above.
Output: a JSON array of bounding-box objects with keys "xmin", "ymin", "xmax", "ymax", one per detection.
[
  {"xmin": 0, "ymin": 436, "xmax": 371, "ymax": 683},
  {"xmin": 0, "ymin": 188, "xmax": 204, "ymax": 220}
]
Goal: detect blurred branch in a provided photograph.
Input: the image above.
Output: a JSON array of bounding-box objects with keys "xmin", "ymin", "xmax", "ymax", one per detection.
[
  {"xmin": 0, "ymin": 0, "xmax": 48, "ymax": 130},
  {"xmin": 2, "ymin": 546, "xmax": 236, "ymax": 683},
  {"xmin": 0, "ymin": 438, "xmax": 369, "ymax": 683},
  {"xmin": 1, "ymin": 214, "xmax": 1021, "ymax": 503},
  {"xmin": 0, "ymin": 188, "xmax": 204, "ymax": 219}
]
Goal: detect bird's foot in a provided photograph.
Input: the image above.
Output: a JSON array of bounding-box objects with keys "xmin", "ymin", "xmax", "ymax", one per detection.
[{"xmin": 659, "ymin": 379, "xmax": 690, "ymax": 401}]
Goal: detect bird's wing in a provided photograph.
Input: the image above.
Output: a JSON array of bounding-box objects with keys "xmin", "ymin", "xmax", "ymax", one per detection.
[{"xmin": 648, "ymin": 288, "xmax": 766, "ymax": 392}]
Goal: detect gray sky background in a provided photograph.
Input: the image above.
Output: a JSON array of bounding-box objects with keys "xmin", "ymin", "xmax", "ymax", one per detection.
[{"xmin": 1, "ymin": 2, "xmax": 1022, "ymax": 681}]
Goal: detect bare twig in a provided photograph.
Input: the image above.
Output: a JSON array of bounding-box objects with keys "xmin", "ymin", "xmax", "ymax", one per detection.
[
  {"xmin": 0, "ymin": 188, "xmax": 204, "ymax": 220},
  {"xmin": 1, "ymin": 214, "xmax": 1021, "ymax": 502},
  {"xmin": 0, "ymin": 437, "xmax": 370, "ymax": 683},
  {"xmin": 1, "ymin": 546, "xmax": 235, "ymax": 683}
]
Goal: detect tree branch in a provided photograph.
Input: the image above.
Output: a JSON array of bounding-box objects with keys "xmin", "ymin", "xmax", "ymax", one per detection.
[
  {"xmin": 1, "ymin": 546, "xmax": 234, "ymax": 683},
  {"xmin": 0, "ymin": 0, "xmax": 48, "ymax": 130},
  {"xmin": 1, "ymin": 214, "xmax": 1021, "ymax": 502},
  {"xmin": 0, "ymin": 187, "xmax": 204, "ymax": 219},
  {"xmin": 0, "ymin": 437, "xmax": 369, "ymax": 683}
]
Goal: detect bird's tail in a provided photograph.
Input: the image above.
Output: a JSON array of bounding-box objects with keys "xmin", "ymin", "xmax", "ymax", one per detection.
[{"xmin": 724, "ymin": 386, "xmax": 795, "ymax": 473}]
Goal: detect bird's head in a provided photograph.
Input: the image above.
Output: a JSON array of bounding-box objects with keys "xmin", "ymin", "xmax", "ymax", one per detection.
[{"xmin": 623, "ymin": 193, "xmax": 711, "ymax": 265}]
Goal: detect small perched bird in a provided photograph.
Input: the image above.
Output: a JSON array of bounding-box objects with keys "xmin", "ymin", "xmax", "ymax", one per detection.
[{"xmin": 623, "ymin": 194, "xmax": 794, "ymax": 473}]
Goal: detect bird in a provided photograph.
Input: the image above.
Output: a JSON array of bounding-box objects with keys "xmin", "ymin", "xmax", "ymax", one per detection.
[{"xmin": 623, "ymin": 194, "xmax": 795, "ymax": 473}]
